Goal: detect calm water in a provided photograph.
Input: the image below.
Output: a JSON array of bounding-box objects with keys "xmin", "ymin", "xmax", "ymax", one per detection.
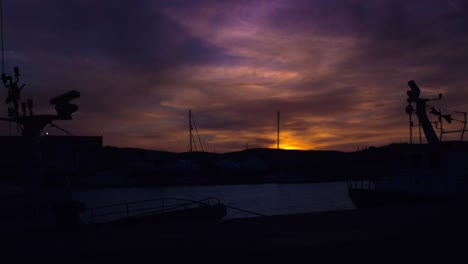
[{"xmin": 73, "ymin": 182, "xmax": 355, "ymax": 219}]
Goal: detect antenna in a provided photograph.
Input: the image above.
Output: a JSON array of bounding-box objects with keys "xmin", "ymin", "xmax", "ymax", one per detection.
[{"xmin": 0, "ymin": 0, "xmax": 9, "ymax": 136}]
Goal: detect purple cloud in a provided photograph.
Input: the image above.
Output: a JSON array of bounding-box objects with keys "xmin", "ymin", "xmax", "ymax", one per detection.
[{"xmin": 1, "ymin": 0, "xmax": 468, "ymax": 152}]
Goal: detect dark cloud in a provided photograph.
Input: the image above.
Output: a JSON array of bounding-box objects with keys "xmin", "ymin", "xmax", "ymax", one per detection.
[
  {"xmin": 0, "ymin": 0, "xmax": 236, "ymax": 141},
  {"xmin": 5, "ymin": 0, "xmax": 231, "ymax": 70},
  {"xmin": 331, "ymin": 0, "xmax": 468, "ymax": 83}
]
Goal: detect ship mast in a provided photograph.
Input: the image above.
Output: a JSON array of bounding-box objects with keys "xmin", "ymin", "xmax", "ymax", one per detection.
[
  {"xmin": 0, "ymin": 0, "xmax": 80, "ymax": 137},
  {"xmin": 277, "ymin": 111, "xmax": 280, "ymax": 149},
  {"xmin": 189, "ymin": 109, "xmax": 192, "ymax": 152},
  {"xmin": 0, "ymin": 0, "xmax": 5, "ymax": 74},
  {"xmin": 188, "ymin": 110, "xmax": 204, "ymax": 152},
  {"xmin": 0, "ymin": 0, "xmax": 10, "ymax": 136},
  {"xmin": 406, "ymin": 80, "xmax": 441, "ymax": 144}
]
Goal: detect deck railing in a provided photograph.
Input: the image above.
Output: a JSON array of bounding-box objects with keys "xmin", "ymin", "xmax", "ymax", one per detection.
[
  {"xmin": 84, "ymin": 197, "xmax": 222, "ymax": 224},
  {"xmin": 346, "ymin": 174, "xmax": 393, "ymax": 191}
]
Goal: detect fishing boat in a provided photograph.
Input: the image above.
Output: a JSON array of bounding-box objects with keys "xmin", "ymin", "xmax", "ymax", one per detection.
[
  {"xmin": 347, "ymin": 80, "xmax": 468, "ymax": 208},
  {"xmin": 0, "ymin": 68, "xmax": 229, "ymax": 230},
  {"xmin": 0, "ymin": 66, "xmax": 104, "ymax": 231}
]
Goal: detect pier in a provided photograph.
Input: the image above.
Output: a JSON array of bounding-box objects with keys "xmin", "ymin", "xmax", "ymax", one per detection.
[{"xmin": 3, "ymin": 202, "xmax": 468, "ymax": 263}]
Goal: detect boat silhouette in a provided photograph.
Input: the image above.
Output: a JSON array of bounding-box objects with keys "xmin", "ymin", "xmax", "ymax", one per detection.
[{"xmin": 348, "ymin": 80, "xmax": 468, "ymax": 208}]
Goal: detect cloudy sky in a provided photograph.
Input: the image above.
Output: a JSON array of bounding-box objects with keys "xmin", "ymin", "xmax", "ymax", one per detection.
[{"xmin": 1, "ymin": 0, "xmax": 468, "ymax": 152}]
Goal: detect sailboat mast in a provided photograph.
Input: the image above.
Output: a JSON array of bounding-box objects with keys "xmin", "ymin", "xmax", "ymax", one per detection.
[
  {"xmin": 277, "ymin": 111, "xmax": 280, "ymax": 149},
  {"xmin": 189, "ymin": 109, "xmax": 192, "ymax": 152},
  {"xmin": 0, "ymin": 0, "xmax": 4, "ymax": 74}
]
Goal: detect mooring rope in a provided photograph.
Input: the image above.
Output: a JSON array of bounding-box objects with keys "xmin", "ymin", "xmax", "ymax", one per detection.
[{"xmin": 225, "ymin": 205, "xmax": 267, "ymax": 217}]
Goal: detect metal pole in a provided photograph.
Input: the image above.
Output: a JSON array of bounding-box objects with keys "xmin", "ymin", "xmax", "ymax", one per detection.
[
  {"xmin": 419, "ymin": 122, "xmax": 422, "ymax": 144},
  {"xmin": 439, "ymin": 109, "xmax": 443, "ymax": 142},
  {"xmin": 462, "ymin": 113, "xmax": 467, "ymax": 141},
  {"xmin": 277, "ymin": 111, "xmax": 280, "ymax": 149},
  {"xmin": 409, "ymin": 114, "xmax": 413, "ymax": 144},
  {"xmin": 0, "ymin": 0, "xmax": 10, "ymax": 137},
  {"xmin": 189, "ymin": 110, "xmax": 192, "ymax": 152},
  {"xmin": 0, "ymin": 0, "xmax": 4, "ymax": 74}
]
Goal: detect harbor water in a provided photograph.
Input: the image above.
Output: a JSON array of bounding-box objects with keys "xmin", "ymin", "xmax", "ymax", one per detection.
[{"xmin": 73, "ymin": 182, "xmax": 355, "ymax": 219}]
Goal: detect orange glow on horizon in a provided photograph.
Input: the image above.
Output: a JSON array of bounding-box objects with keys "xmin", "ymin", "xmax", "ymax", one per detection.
[
  {"xmin": 279, "ymin": 143, "xmax": 309, "ymax": 150},
  {"xmin": 266, "ymin": 130, "xmax": 313, "ymax": 150}
]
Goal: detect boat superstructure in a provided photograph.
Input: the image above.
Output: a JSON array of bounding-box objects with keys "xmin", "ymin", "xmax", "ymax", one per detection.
[
  {"xmin": 348, "ymin": 81, "xmax": 468, "ymax": 208},
  {"xmin": 0, "ymin": 66, "xmax": 103, "ymax": 231}
]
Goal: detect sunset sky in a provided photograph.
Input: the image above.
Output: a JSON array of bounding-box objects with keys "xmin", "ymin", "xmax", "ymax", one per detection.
[{"xmin": 1, "ymin": 0, "xmax": 468, "ymax": 152}]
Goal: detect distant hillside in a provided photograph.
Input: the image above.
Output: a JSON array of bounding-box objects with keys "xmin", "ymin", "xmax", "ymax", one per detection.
[{"xmin": 78, "ymin": 146, "xmax": 355, "ymax": 188}]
